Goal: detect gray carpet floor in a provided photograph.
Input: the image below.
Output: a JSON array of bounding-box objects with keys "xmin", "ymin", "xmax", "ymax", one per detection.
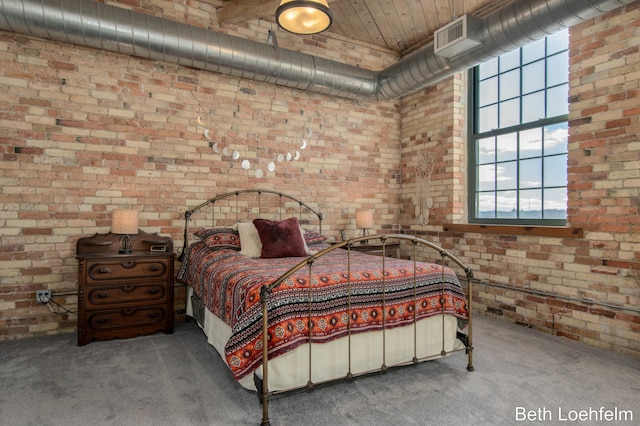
[{"xmin": 0, "ymin": 314, "xmax": 638, "ymax": 426}]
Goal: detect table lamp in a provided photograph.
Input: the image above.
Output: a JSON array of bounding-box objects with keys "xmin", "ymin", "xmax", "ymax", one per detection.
[
  {"xmin": 355, "ymin": 209, "xmax": 373, "ymax": 244},
  {"xmin": 112, "ymin": 209, "xmax": 139, "ymax": 254}
]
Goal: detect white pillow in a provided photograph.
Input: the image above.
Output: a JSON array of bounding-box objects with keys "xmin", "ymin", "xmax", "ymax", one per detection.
[
  {"xmin": 236, "ymin": 222, "xmax": 262, "ymax": 258},
  {"xmin": 300, "ymin": 226, "xmax": 317, "ymax": 255}
]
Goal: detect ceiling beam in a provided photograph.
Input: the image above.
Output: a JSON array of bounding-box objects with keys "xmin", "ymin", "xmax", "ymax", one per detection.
[{"xmin": 219, "ymin": 1, "xmax": 278, "ymax": 24}]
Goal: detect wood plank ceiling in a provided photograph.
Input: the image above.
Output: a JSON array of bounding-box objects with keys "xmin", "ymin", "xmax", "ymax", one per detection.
[{"xmin": 218, "ymin": 0, "xmax": 515, "ymax": 56}]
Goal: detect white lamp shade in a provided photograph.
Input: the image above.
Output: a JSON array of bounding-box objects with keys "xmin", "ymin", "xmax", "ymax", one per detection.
[
  {"xmin": 276, "ymin": 0, "xmax": 332, "ymax": 35},
  {"xmin": 112, "ymin": 209, "xmax": 139, "ymax": 235},
  {"xmin": 356, "ymin": 210, "xmax": 374, "ymax": 229}
]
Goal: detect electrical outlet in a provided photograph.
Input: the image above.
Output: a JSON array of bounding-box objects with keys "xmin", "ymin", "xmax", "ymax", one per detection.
[{"xmin": 36, "ymin": 290, "xmax": 52, "ymax": 303}]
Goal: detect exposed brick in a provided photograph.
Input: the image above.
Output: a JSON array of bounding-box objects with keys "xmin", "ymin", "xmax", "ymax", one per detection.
[
  {"xmin": 0, "ymin": 0, "xmax": 638, "ymax": 359},
  {"xmin": 588, "ymin": 307, "xmax": 616, "ymax": 319},
  {"xmin": 22, "ymin": 228, "xmax": 53, "ymax": 235}
]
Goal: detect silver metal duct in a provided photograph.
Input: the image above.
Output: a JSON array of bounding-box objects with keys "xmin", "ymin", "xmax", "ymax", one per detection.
[
  {"xmin": 0, "ymin": 0, "xmax": 634, "ymax": 101},
  {"xmin": 379, "ymin": 0, "xmax": 635, "ymax": 99}
]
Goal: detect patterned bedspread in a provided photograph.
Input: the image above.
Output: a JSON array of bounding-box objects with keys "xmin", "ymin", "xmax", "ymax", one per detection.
[{"xmin": 178, "ymin": 241, "xmax": 468, "ymax": 381}]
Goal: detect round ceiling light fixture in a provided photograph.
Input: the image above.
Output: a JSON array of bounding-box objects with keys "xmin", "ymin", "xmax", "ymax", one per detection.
[{"xmin": 276, "ymin": 0, "xmax": 333, "ymax": 35}]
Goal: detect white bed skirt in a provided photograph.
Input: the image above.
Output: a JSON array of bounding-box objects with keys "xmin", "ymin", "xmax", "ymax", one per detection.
[{"xmin": 186, "ymin": 286, "xmax": 465, "ymax": 391}]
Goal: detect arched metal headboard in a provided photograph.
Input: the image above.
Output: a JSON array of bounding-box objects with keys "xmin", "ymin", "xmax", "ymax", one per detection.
[{"xmin": 179, "ymin": 189, "xmax": 324, "ymax": 261}]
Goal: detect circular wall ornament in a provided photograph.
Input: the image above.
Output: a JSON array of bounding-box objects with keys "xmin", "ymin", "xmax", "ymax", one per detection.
[{"xmin": 196, "ymin": 108, "xmax": 319, "ymax": 178}]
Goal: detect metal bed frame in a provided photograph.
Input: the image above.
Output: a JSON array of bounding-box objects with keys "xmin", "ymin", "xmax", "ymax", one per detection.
[
  {"xmin": 179, "ymin": 189, "xmax": 474, "ymax": 425},
  {"xmin": 180, "ymin": 189, "xmax": 324, "ymax": 262}
]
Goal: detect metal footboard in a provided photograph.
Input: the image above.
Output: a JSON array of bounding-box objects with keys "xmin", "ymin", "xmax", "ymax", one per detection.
[{"xmin": 259, "ymin": 234, "xmax": 474, "ymax": 425}]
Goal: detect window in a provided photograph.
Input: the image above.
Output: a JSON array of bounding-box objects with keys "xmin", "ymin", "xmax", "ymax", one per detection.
[{"xmin": 468, "ymin": 29, "xmax": 569, "ymax": 225}]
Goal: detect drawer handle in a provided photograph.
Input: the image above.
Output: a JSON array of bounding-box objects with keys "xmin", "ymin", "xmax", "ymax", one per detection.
[
  {"xmin": 97, "ymin": 292, "xmax": 109, "ymax": 299},
  {"xmin": 97, "ymin": 267, "xmax": 112, "ymax": 274},
  {"xmin": 148, "ymin": 311, "xmax": 159, "ymax": 319},
  {"xmin": 121, "ymin": 284, "xmax": 135, "ymax": 293},
  {"xmin": 96, "ymin": 317, "xmax": 109, "ymax": 324},
  {"xmin": 121, "ymin": 261, "xmax": 137, "ymax": 269},
  {"xmin": 149, "ymin": 265, "xmax": 160, "ymax": 272},
  {"xmin": 147, "ymin": 287, "xmax": 159, "ymax": 295}
]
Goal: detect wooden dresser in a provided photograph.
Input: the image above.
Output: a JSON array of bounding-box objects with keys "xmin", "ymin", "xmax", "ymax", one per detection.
[{"xmin": 76, "ymin": 230, "xmax": 175, "ymax": 346}]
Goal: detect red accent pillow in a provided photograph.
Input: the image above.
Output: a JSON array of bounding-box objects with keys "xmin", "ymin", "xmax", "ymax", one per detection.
[{"xmin": 253, "ymin": 217, "xmax": 308, "ymax": 258}]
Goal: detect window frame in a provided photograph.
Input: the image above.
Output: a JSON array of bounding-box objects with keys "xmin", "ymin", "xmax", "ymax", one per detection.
[{"xmin": 467, "ymin": 33, "xmax": 569, "ymax": 227}]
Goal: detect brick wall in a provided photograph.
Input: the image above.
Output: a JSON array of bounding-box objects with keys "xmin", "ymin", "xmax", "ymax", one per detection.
[
  {"xmin": 1, "ymin": 0, "xmax": 638, "ymax": 357},
  {"xmin": 0, "ymin": 1, "xmax": 400, "ymax": 340},
  {"xmin": 400, "ymin": 3, "xmax": 640, "ymax": 357}
]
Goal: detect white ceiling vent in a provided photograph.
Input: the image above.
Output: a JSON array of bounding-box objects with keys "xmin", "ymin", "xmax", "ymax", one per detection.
[{"xmin": 434, "ymin": 15, "xmax": 482, "ymax": 58}]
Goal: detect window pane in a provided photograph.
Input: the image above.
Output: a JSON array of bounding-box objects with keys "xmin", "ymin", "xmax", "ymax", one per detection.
[
  {"xmin": 500, "ymin": 98, "xmax": 520, "ymax": 128},
  {"xmin": 478, "ymin": 137, "xmax": 495, "ymax": 164},
  {"xmin": 544, "ymin": 188, "xmax": 567, "ymax": 219},
  {"xmin": 479, "ymin": 105, "xmax": 498, "ymax": 133},
  {"xmin": 478, "ymin": 164, "xmax": 496, "ymax": 191},
  {"xmin": 544, "ymin": 154, "xmax": 568, "ymax": 187},
  {"xmin": 519, "ymin": 158, "xmax": 542, "ymax": 188},
  {"xmin": 547, "ymin": 29, "xmax": 568, "ymax": 55},
  {"xmin": 477, "ymin": 192, "xmax": 496, "ymax": 218},
  {"xmin": 500, "ymin": 49, "xmax": 520, "ymax": 71},
  {"xmin": 547, "ymin": 51, "xmax": 568, "ymax": 86},
  {"xmin": 522, "ymin": 61, "xmax": 545, "ymax": 94},
  {"xmin": 496, "ymin": 191, "xmax": 517, "ymax": 218},
  {"xmin": 479, "ymin": 76, "xmax": 498, "ymax": 106},
  {"xmin": 522, "ymin": 91, "xmax": 545, "ymax": 123},
  {"xmin": 496, "ymin": 161, "xmax": 517, "ymax": 190},
  {"xmin": 523, "ymin": 38, "xmax": 545, "ymax": 63},
  {"xmin": 479, "ymin": 57, "xmax": 498, "ymax": 79},
  {"xmin": 519, "ymin": 128, "xmax": 542, "ymax": 159},
  {"xmin": 496, "ymin": 133, "xmax": 517, "ymax": 162},
  {"xmin": 500, "ymin": 69, "xmax": 520, "ymax": 101},
  {"xmin": 519, "ymin": 189, "xmax": 542, "ymax": 218},
  {"xmin": 544, "ymin": 123, "xmax": 568, "ymax": 155},
  {"xmin": 547, "ymin": 84, "xmax": 568, "ymax": 117}
]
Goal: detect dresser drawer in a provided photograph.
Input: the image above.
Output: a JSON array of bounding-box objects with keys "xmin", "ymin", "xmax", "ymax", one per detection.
[
  {"xmin": 86, "ymin": 258, "xmax": 170, "ymax": 283},
  {"xmin": 86, "ymin": 306, "xmax": 168, "ymax": 331},
  {"xmin": 86, "ymin": 283, "xmax": 167, "ymax": 308}
]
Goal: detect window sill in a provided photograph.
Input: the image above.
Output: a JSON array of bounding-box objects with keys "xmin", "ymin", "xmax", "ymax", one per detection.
[{"xmin": 443, "ymin": 224, "xmax": 583, "ymax": 238}]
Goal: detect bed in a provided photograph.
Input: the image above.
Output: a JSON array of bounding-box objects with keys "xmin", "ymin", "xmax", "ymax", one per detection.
[{"xmin": 177, "ymin": 189, "xmax": 474, "ymax": 425}]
